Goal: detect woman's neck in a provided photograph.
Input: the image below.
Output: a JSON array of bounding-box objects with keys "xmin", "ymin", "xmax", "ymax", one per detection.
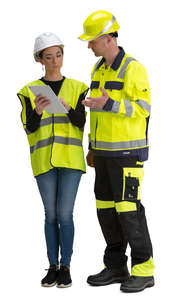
[{"xmin": 43, "ymin": 71, "xmax": 63, "ymax": 81}]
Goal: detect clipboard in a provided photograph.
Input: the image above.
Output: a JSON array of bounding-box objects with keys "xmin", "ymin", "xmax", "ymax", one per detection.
[{"xmin": 29, "ymin": 85, "xmax": 68, "ymax": 114}]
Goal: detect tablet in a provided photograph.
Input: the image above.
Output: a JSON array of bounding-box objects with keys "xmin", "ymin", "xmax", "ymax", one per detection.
[{"xmin": 29, "ymin": 85, "xmax": 68, "ymax": 114}]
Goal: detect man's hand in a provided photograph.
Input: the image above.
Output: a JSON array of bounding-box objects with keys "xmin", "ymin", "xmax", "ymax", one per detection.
[
  {"xmin": 82, "ymin": 87, "xmax": 109, "ymax": 108},
  {"xmin": 86, "ymin": 150, "xmax": 95, "ymax": 167},
  {"xmin": 59, "ymin": 98, "xmax": 71, "ymax": 112}
]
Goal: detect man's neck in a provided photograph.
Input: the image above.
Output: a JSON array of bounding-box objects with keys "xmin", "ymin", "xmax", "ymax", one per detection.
[{"xmin": 104, "ymin": 46, "xmax": 120, "ymax": 67}]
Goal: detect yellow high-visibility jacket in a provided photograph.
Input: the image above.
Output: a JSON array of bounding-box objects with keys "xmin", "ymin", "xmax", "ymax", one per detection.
[
  {"xmin": 89, "ymin": 48, "xmax": 151, "ymax": 161},
  {"xmin": 18, "ymin": 78, "xmax": 88, "ymax": 176}
]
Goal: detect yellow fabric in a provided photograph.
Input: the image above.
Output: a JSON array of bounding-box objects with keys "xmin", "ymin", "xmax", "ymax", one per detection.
[
  {"xmin": 18, "ymin": 78, "xmax": 88, "ymax": 176},
  {"xmin": 115, "ymin": 201, "xmax": 137, "ymax": 213},
  {"xmin": 96, "ymin": 199, "xmax": 115, "ymax": 209},
  {"xmin": 89, "ymin": 53, "xmax": 151, "ymax": 153},
  {"xmin": 132, "ymin": 257, "xmax": 155, "ymax": 277},
  {"xmin": 122, "ymin": 167, "xmax": 144, "ymax": 201},
  {"xmin": 79, "ymin": 10, "xmax": 120, "ymax": 41}
]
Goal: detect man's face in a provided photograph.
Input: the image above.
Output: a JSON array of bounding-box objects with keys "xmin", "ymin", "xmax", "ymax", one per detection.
[{"xmin": 88, "ymin": 35, "xmax": 107, "ymax": 57}]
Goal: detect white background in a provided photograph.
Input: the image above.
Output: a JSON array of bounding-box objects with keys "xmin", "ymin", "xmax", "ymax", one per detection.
[{"xmin": 1, "ymin": 0, "xmax": 170, "ymax": 299}]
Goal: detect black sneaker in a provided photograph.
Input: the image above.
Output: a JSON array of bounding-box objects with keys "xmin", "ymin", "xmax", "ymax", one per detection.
[
  {"xmin": 41, "ymin": 265, "xmax": 59, "ymax": 287},
  {"xmin": 120, "ymin": 276, "xmax": 155, "ymax": 293},
  {"xmin": 87, "ymin": 265, "xmax": 130, "ymax": 286},
  {"xmin": 57, "ymin": 266, "xmax": 72, "ymax": 288}
]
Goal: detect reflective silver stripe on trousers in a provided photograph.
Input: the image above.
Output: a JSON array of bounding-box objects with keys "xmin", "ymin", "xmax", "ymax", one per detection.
[
  {"xmin": 91, "ymin": 139, "xmax": 148, "ymax": 150},
  {"xmin": 25, "ymin": 116, "xmax": 71, "ymax": 135},
  {"xmin": 30, "ymin": 136, "xmax": 82, "ymax": 153},
  {"xmin": 93, "ymin": 16, "xmax": 116, "ymax": 40},
  {"xmin": 117, "ymin": 57, "xmax": 136, "ymax": 79}
]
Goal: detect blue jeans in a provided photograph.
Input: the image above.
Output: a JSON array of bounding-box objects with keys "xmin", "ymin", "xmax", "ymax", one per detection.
[{"xmin": 36, "ymin": 167, "xmax": 82, "ymax": 267}]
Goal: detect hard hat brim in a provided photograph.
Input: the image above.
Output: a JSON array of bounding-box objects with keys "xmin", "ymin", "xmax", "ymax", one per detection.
[
  {"xmin": 78, "ymin": 33, "xmax": 95, "ymax": 42},
  {"xmin": 34, "ymin": 43, "xmax": 64, "ymax": 62}
]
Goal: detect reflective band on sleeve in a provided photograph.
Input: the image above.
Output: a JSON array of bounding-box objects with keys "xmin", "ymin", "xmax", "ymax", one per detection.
[
  {"xmin": 112, "ymin": 100, "xmax": 120, "ymax": 113},
  {"xmin": 94, "ymin": 16, "xmax": 116, "ymax": 40},
  {"xmin": 136, "ymin": 99, "xmax": 151, "ymax": 114},
  {"xmin": 96, "ymin": 199, "xmax": 115, "ymax": 209},
  {"xmin": 91, "ymin": 139, "xmax": 148, "ymax": 150},
  {"xmin": 115, "ymin": 201, "xmax": 137, "ymax": 213},
  {"xmin": 124, "ymin": 99, "xmax": 133, "ymax": 117},
  {"xmin": 30, "ymin": 136, "xmax": 82, "ymax": 153},
  {"xmin": 117, "ymin": 57, "xmax": 136, "ymax": 79}
]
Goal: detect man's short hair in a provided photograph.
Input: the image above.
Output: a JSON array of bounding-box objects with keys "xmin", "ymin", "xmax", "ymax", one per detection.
[{"xmin": 109, "ymin": 32, "xmax": 118, "ymax": 38}]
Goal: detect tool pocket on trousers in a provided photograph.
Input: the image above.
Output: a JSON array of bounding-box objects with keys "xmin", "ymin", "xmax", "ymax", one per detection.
[{"xmin": 124, "ymin": 177, "xmax": 139, "ymax": 200}]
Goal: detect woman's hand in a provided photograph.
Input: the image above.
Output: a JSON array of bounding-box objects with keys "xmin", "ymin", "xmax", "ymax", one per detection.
[
  {"xmin": 59, "ymin": 98, "xmax": 71, "ymax": 112},
  {"xmin": 34, "ymin": 94, "xmax": 51, "ymax": 115}
]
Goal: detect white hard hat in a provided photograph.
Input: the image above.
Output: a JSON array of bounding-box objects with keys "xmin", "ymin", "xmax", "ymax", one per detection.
[{"xmin": 33, "ymin": 32, "xmax": 64, "ymax": 62}]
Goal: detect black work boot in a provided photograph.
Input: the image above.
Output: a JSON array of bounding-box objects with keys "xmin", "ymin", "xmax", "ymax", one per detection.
[
  {"xmin": 57, "ymin": 266, "xmax": 72, "ymax": 288},
  {"xmin": 41, "ymin": 265, "xmax": 59, "ymax": 287},
  {"xmin": 120, "ymin": 276, "xmax": 155, "ymax": 293},
  {"xmin": 87, "ymin": 265, "xmax": 130, "ymax": 286}
]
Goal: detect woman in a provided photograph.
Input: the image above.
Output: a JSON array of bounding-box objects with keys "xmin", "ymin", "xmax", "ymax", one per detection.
[{"xmin": 17, "ymin": 32, "xmax": 88, "ymax": 288}]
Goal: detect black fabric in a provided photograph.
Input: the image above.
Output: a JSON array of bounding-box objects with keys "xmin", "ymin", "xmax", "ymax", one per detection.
[
  {"xmin": 104, "ymin": 81, "xmax": 124, "ymax": 90},
  {"xmin": 94, "ymin": 156, "xmax": 153, "ymax": 269},
  {"xmin": 24, "ymin": 77, "xmax": 88, "ymax": 132}
]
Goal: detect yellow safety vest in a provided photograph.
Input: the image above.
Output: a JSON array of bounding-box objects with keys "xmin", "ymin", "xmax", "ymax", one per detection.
[
  {"xmin": 18, "ymin": 78, "xmax": 88, "ymax": 176},
  {"xmin": 89, "ymin": 52, "xmax": 151, "ymax": 161}
]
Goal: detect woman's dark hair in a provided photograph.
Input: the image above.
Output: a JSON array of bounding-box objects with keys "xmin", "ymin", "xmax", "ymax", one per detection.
[
  {"xmin": 38, "ymin": 46, "xmax": 64, "ymax": 58},
  {"xmin": 109, "ymin": 32, "xmax": 118, "ymax": 38}
]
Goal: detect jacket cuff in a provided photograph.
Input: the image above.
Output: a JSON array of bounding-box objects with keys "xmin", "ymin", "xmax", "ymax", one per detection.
[{"xmin": 103, "ymin": 98, "xmax": 115, "ymax": 111}]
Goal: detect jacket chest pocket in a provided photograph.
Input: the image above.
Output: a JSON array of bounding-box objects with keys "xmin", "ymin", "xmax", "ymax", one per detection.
[
  {"xmin": 124, "ymin": 176, "xmax": 139, "ymax": 201},
  {"xmin": 104, "ymin": 81, "xmax": 124, "ymax": 91},
  {"xmin": 90, "ymin": 81, "xmax": 100, "ymax": 89}
]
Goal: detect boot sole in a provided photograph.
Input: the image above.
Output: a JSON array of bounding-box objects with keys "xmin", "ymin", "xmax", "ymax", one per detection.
[
  {"xmin": 120, "ymin": 280, "xmax": 154, "ymax": 293},
  {"xmin": 41, "ymin": 281, "xmax": 57, "ymax": 287},
  {"xmin": 57, "ymin": 283, "xmax": 72, "ymax": 288},
  {"xmin": 87, "ymin": 275, "xmax": 130, "ymax": 287}
]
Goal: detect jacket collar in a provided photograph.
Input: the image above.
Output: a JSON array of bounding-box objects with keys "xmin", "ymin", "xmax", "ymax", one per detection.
[{"xmin": 96, "ymin": 47, "xmax": 125, "ymax": 71}]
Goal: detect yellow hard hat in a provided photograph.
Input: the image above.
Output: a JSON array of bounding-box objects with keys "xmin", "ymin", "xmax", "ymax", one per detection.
[{"xmin": 78, "ymin": 10, "xmax": 120, "ymax": 41}]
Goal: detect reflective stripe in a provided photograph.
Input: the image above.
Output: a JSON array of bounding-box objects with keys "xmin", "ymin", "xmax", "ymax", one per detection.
[
  {"xmin": 136, "ymin": 99, "xmax": 151, "ymax": 114},
  {"xmin": 30, "ymin": 136, "xmax": 82, "ymax": 153},
  {"xmin": 30, "ymin": 137, "xmax": 53, "ymax": 153},
  {"xmin": 92, "ymin": 59, "xmax": 103, "ymax": 78},
  {"xmin": 132, "ymin": 257, "xmax": 155, "ymax": 277},
  {"xmin": 90, "ymin": 108, "xmax": 104, "ymax": 112},
  {"xmin": 25, "ymin": 116, "xmax": 71, "ymax": 135},
  {"xmin": 96, "ymin": 199, "xmax": 115, "ymax": 209},
  {"xmin": 124, "ymin": 99, "xmax": 133, "ymax": 117},
  {"xmin": 91, "ymin": 139, "xmax": 148, "ymax": 150},
  {"xmin": 112, "ymin": 100, "xmax": 120, "ymax": 113},
  {"xmin": 94, "ymin": 15, "xmax": 116, "ymax": 40},
  {"xmin": 117, "ymin": 57, "xmax": 136, "ymax": 79},
  {"xmin": 115, "ymin": 201, "xmax": 137, "ymax": 213}
]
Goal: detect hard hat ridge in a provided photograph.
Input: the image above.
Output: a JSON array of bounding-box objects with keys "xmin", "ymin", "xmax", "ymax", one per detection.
[
  {"xmin": 78, "ymin": 10, "xmax": 120, "ymax": 41},
  {"xmin": 34, "ymin": 32, "xmax": 64, "ymax": 62}
]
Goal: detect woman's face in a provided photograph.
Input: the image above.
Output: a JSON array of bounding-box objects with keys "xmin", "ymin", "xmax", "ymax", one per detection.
[{"xmin": 39, "ymin": 46, "xmax": 63, "ymax": 72}]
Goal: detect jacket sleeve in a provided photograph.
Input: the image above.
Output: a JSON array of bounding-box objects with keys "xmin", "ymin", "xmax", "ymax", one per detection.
[{"xmin": 103, "ymin": 61, "xmax": 151, "ymax": 119}]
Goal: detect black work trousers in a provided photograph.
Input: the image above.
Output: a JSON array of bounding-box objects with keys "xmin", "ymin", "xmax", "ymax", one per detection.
[{"xmin": 94, "ymin": 155, "xmax": 153, "ymax": 272}]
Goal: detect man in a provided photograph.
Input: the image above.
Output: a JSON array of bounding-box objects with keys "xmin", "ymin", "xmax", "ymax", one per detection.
[{"xmin": 79, "ymin": 10, "xmax": 155, "ymax": 293}]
